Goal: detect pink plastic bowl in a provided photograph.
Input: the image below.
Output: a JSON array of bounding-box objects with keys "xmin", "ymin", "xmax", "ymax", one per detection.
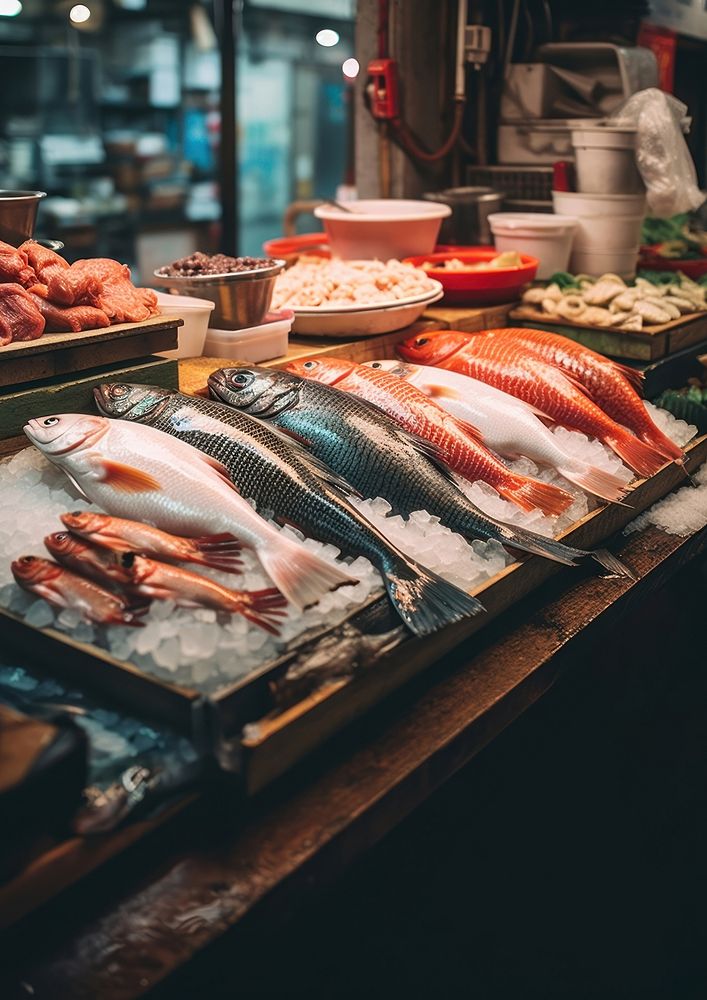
[{"xmin": 313, "ymin": 199, "xmax": 451, "ymax": 260}]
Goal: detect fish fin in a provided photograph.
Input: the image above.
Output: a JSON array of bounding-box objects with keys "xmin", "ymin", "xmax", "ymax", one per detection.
[
  {"xmin": 611, "ymin": 361, "xmax": 645, "ymax": 395},
  {"xmin": 450, "ymin": 416, "xmax": 487, "ymax": 448},
  {"xmin": 639, "ymin": 428, "xmax": 686, "ymax": 464},
  {"xmin": 557, "ymin": 465, "xmax": 631, "ymax": 504},
  {"xmin": 258, "ymin": 537, "xmax": 355, "ymax": 611},
  {"xmin": 236, "ymin": 588, "xmax": 289, "ymax": 636},
  {"xmin": 491, "ymin": 522, "xmax": 582, "ymax": 566},
  {"xmin": 190, "ymin": 534, "xmax": 244, "ymax": 572},
  {"xmin": 190, "ymin": 532, "xmax": 243, "ymax": 551},
  {"xmin": 604, "ymin": 433, "xmax": 665, "ymax": 479},
  {"xmin": 63, "ymin": 471, "xmax": 91, "ymax": 501},
  {"xmin": 592, "ymin": 548, "xmax": 638, "ymax": 581},
  {"xmin": 497, "ymin": 477, "xmax": 574, "ymax": 516},
  {"xmin": 424, "ymin": 383, "xmax": 463, "ymax": 401},
  {"xmin": 274, "ymin": 425, "xmax": 312, "ymax": 448},
  {"xmin": 301, "ymin": 453, "xmax": 362, "ymax": 498},
  {"xmin": 382, "ymin": 559, "xmax": 484, "ymax": 636},
  {"xmin": 99, "ymin": 460, "xmax": 160, "ymax": 494},
  {"xmin": 195, "ymin": 453, "xmax": 241, "ymax": 491}
]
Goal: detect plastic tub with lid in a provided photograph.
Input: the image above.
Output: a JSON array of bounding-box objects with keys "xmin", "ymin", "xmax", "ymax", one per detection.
[
  {"xmin": 488, "ymin": 213, "xmax": 578, "ymax": 280},
  {"xmin": 203, "ymin": 310, "xmax": 294, "ymax": 363}
]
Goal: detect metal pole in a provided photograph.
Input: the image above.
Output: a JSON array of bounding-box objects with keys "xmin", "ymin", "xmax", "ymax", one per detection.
[{"xmin": 215, "ymin": 0, "xmax": 238, "ymax": 254}]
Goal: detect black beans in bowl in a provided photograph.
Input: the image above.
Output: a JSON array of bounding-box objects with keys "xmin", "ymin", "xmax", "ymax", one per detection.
[{"xmin": 157, "ymin": 252, "xmax": 277, "ymax": 278}]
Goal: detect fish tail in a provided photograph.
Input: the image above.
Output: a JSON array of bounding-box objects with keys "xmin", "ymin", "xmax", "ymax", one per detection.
[
  {"xmin": 604, "ymin": 431, "xmax": 665, "ymax": 479},
  {"xmin": 557, "ymin": 465, "xmax": 631, "ymax": 504},
  {"xmin": 497, "ymin": 475, "xmax": 574, "ymax": 516},
  {"xmin": 190, "ymin": 533, "xmax": 244, "ymax": 573},
  {"xmin": 382, "ymin": 558, "xmax": 484, "ymax": 636},
  {"xmin": 258, "ymin": 537, "xmax": 356, "ymax": 611},
  {"xmin": 639, "ymin": 427, "xmax": 686, "ymax": 465},
  {"xmin": 592, "ymin": 548, "xmax": 638, "ymax": 581},
  {"xmin": 494, "ymin": 522, "xmax": 636, "ymax": 580}
]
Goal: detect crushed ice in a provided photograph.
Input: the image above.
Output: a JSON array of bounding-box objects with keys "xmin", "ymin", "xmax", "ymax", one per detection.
[
  {"xmin": 625, "ymin": 460, "xmax": 707, "ymax": 537},
  {"xmin": 0, "ymin": 402, "xmax": 695, "ymax": 693}
]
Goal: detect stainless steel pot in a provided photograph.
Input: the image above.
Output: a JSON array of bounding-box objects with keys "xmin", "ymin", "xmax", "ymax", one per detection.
[
  {"xmin": 0, "ymin": 190, "xmax": 47, "ymax": 246},
  {"xmin": 423, "ymin": 187, "xmax": 505, "ymax": 246},
  {"xmin": 153, "ymin": 260, "xmax": 286, "ymax": 330}
]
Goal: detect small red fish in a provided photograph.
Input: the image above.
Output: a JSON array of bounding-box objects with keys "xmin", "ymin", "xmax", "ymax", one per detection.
[
  {"xmin": 60, "ymin": 511, "xmax": 244, "ymax": 574},
  {"xmin": 453, "ymin": 327, "xmax": 685, "ymax": 464},
  {"xmin": 122, "ymin": 553, "xmax": 288, "ymax": 635},
  {"xmin": 44, "ymin": 530, "xmax": 136, "ymax": 588},
  {"xmin": 397, "ymin": 330, "xmax": 667, "ymax": 479},
  {"xmin": 11, "ymin": 555, "xmax": 147, "ymax": 627},
  {"xmin": 286, "ymin": 357, "xmax": 574, "ymax": 516}
]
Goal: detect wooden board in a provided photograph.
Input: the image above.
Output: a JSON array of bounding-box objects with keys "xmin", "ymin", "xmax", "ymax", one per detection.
[
  {"xmin": 0, "ymin": 356, "xmax": 179, "ymax": 439},
  {"xmin": 424, "ymin": 300, "xmax": 514, "ymax": 331},
  {"xmin": 0, "ymin": 315, "xmax": 181, "ymax": 388},
  {"xmin": 509, "ymin": 306, "xmax": 707, "ymax": 361}
]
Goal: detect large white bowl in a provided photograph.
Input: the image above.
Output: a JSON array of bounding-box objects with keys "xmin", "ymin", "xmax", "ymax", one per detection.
[
  {"xmin": 291, "ymin": 280, "xmax": 443, "ymax": 315},
  {"xmin": 291, "ymin": 288, "xmax": 443, "ymax": 338},
  {"xmin": 313, "ymin": 199, "xmax": 451, "ymax": 260}
]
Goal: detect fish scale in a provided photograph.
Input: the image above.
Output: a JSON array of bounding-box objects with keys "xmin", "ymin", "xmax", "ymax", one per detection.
[
  {"xmin": 94, "ymin": 385, "xmax": 484, "ymax": 636},
  {"xmin": 208, "ymin": 366, "xmax": 634, "ymax": 580}
]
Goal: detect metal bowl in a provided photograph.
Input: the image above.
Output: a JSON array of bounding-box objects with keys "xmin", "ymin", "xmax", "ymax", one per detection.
[
  {"xmin": 0, "ymin": 190, "xmax": 47, "ymax": 246},
  {"xmin": 153, "ymin": 259, "xmax": 286, "ymax": 330}
]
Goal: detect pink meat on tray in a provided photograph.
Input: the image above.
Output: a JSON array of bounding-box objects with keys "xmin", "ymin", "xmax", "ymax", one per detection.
[
  {"xmin": 30, "ymin": 294, "xmax": 110, "ymax": 332},
  {"xmin": 19, "ymin": 240, "xmax": 70, "ymax": 279},
  {"xmin": 0, "ymin": 241, "xmax": 37, "ymax": 287},
  {"xmin": 0, "ymin": 283, "xmax": 45, "ymax": 344},
  {"xmin": 69, "ymin": 258, "xmax": 159, "ymax": 323}
]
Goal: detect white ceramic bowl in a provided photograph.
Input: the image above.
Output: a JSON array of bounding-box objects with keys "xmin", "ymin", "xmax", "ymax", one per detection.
[
  {"xmin": 153, "ymin": 291, "xmax": 215, "ymax": 359},
  {"xmin": 313, "ymin": 199, "xmax": 451, "ymax": 260},
  {"xmin": 291, "ymin": 288, "xmax": 443, "ymax": 338},
  {"xmin": 488, "ymin": 212, "xmax": 578, "ymax": 280}
]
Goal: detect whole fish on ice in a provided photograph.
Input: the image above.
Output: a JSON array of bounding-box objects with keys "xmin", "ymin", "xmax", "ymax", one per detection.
[
  {"xmin": 397, "ymin": 329, "xmax": 667, "ymax": 479},
  {"xmin": 24, "ymin": 412, "xmax": 352, "ymax": 611},
  {"xmin": 364, "ymin": 359, "xmax": 630, "ymax": 504},
  {"xmin": 11, "ymin": 554, "xmax": 147, "ymax": 627},
  {"xmin": 209, "ymin": 365, "xmax": 634, "ymax": 579},
  {"xmin": 92, "ymin": 384, "xmax": 483, "ymax": 636}
]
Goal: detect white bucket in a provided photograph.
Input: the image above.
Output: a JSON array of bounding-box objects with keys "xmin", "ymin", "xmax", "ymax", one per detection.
[
  {"xmin": 552, "ymin": 192, "xmax": 644, "ymax": 251},
  {"xmin": 571, "ymin": 125, "xmax": 643, "ymax": 195},
  {"xmin": 153, "ymin": 291, "xmax": 215, "ymax": 359},
  {"xmin": 569, "ymin": 245, "xmax": 639, "ymax": 280},
  {"xmin": 488, "ymin": 212, "xmax": 578, "ymax": 280},
  {"xmin": 203, "ymin": 310, "xmax": 294, "ymax": 363}
]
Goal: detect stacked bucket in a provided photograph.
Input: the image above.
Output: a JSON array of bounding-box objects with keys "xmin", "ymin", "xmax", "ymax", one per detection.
[{"xmin": 553, "ymin": 125, "xmax": 645, "ymax": 279}]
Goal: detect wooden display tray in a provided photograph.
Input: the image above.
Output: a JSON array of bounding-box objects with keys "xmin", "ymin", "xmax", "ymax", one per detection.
[
  {"xmin": 509, "ymin": 306, "xmax": 707, "ymax": 361},
  {"xmin": 3, "ymin": 433, "xmax": 705, "ymax": 779},
  {"xmin": 0, "ymin": 315, "xmax": 181, "ymax": 388}
]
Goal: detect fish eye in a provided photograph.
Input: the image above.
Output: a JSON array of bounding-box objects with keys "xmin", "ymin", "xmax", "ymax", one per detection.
[
  {"xmin": 370, "ymin": 362, "xmax": 382, "ymax": 368},
  {"xmin": 70, "ymin": 511, "xmax": 82, "ymax": 517},
  {"xmin": 303, "ymin": 361, "xmax": 316, "ymax": 370},
  {"xmin": 231, "ymin": 372, "xmax": 249, "ymax": 386},
  {"xmin": 20, "ymin": 556, "xmax": 36, "ymax": 563},
  {"xmin": 111, "ymin": 385, "xmax": 129, "ymax": 397},
  {"xmin": 43, "ymin": 416, "xmax": 60, "ymax": 426},
  {"xmin": 55, "ymin": 532, "xmax": 68, "ymax": 542},
  {"xmin": 416, "ymin": 338, "xmax": 429, "ymax": 347}
]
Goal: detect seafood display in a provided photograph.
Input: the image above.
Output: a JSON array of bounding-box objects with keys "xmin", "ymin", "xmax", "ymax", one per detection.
[
  {"xmin": 271, "ymin": 256, "xmax": 437, "ymax": 309},
  {"xmin": 210, "ymin": 364, "xmax": 632, "ymax": 575},
  {"xmin": 517, "ymin": 271, "xmax": 707, "ymax": 330},
  {"xmin": 23, "ymin": 413, "xmax": 353, "ymax": 610},
  {"xmin": 281, "ymin": 357, "xmax": 575, "ymax": 516},
  {"xmin": 362, "ymin": 360, "xmax": 630, "ymax": 504},
  {"xmin": 397, "ymin": 330, "xmax": 668, "ymax": 478},
  {"xmin": 0, "ymin": 239, "xmax": 159, "ymax": 342},
  {"xmin": 93, "ymin": 383, "xmax": 484, "ymax": 634}
]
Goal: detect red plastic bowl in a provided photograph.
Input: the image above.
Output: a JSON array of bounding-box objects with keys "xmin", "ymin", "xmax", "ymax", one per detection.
[
  {"xmin": 263, "ymin": 233, "xmax": 330, "ymax": 262},
  {"xmin": 638, "ymin": 245, "xmax": 707, "ymax": 280},
  {"xmin": 404, "ymin": 248, "xmax": 538, "ymax": 305}
]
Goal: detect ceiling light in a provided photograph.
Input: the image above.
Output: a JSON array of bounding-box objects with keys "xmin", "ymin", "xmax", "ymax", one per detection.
[
  {"xmin": 69, "ymin": 4, "xmax": 91, "ymax": 23},
  {"xmin": 342, "ymin": 57, "xmax": 359, "ymax": 79},
  {"xmin": 0, "ymin": 0, "xmax": 22, "ymax": 16},
  {"xmin": 315, "ymin": 28, "xmax": 339, "ymax": 47}
]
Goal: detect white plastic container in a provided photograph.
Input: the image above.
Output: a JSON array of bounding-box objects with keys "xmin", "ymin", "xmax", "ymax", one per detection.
[
  {"xmin": 488, "ymin": 212, "xmax": 578, "ymax": 280},
  {"xmin": 569, "ymin": 245, "xmax": 639, "ymax": 280},
  {"xmin": 552, "ymin": 191, "xmax": 645, "ymax": 251},
  {"xmin": 552, "ymin": 190, "xmax": 646, "ymax": 218},
  {"xmin": 153, "ymin": 291, "xmax": 215, "ymax": 359},
  {"xmin": 570, "ymin": 125, "xmax": 643, "ymax": 195},
  {"xmin": 203, "ymin": 310, "xmax": 294, "ymax": 362}
]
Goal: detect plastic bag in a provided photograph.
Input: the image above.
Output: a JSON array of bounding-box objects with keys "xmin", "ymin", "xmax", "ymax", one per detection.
[{"xmin": 608, "ymin": 88, "xmax": 704, "ymax": 218}]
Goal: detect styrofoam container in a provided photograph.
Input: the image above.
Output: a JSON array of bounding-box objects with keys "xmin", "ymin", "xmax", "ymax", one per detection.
[
  {"xmin": 569, "ymin": 245, "xmax": 639, "ymax": 280},
  {"xmin": 488, "ymin": 212, "xmax": 578, "ymax": 280},
  {"xmin": 313, "ymin": 199, "xmax": 451, "ymax": 260},
  {"xmin": 552, "ymin": 192, "xmax": 644, "ymax": 250},
  {"xmin": 552, "ymin": 190, "xmax": 646, "ymax": 218},
  {"xmin": 153, "ymin": 291, "xmax": 215, "ymax": 359},
  {"xmin": 571, "ymin": 125, "xmax": 643, "ymax": 194},
  {"xmin": 203, "ymin": 310, "xmax": 294, "ymax": 362}
]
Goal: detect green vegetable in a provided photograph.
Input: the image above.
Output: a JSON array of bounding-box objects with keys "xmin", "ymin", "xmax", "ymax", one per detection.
[
  {"xmin": 636, "ymin": 270, "xmax": 678, "ymax": 285},
  {"xmin": 642, "ymin": 214, "xmax": 690, "ymax": 245},
  {"xmin": 547, "ymin": 271, "xmax": 580, "ymax": 290},
  {"xmin": 652, "ymin": 389, "xmax": 707, "ymax": 434}
]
